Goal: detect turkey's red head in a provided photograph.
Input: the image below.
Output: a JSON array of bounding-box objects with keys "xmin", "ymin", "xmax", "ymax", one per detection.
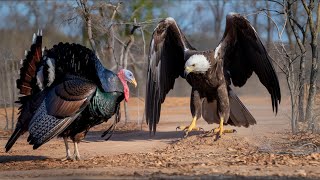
[{"xmin": 117, "ymin": 69, "xmax": 137, "ymax": 102}]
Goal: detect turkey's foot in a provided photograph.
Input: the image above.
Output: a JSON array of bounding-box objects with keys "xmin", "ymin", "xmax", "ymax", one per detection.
[
  {"xmin": 72, "ymin": 154, "xmax": 81, "ymax": 161},
  {"xmin": 73, "ymin": 142, "xmax": 81, "ymax": 161},
  {"xmin": 60, "ymin": 155, "xmax": 74, "ymax": 161},
  {"xmin": 176, "ymin": 117, "xmax": 204, "ymax": 138},
  {"xmin": 61, "ymin": 137, "xmax": 73, "ymax": 161}
]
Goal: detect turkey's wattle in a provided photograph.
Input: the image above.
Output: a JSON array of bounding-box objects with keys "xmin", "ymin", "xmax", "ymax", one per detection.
[{"xmin": 117, "ymin": 69, "xmax": 129, "ymax": 102}]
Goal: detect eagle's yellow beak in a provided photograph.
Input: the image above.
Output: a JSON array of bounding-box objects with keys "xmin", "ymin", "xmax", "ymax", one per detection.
[
  {"xmin": 131, "ymin": 78, "xmax": 137, "ymax": 88},
  {"xmin": 184, "ymin": 66, "xmax": 193, "ymax": 76}
]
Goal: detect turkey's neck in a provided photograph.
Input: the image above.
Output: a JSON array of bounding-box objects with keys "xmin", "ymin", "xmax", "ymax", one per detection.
[{"xmin": 117, "ymin": 71, "xmax": 129, "ymax": 102}]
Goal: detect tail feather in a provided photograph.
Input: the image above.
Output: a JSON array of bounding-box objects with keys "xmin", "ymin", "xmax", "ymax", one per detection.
[
  {"xmin": 201, "ymin": 91, "xmax": 256, "ymax": 127},
  {"xmin": 202, "ymin": 98, "xmax": 219, "ymax": 124},
  {"xmin": 229, "ymin": 91, "xmax": 256, "ymax": 127},
  {"xmin": 17, "ymin": 31, "xmax": 43, "ymax": 96},
  {"xmin": 5, "ymin": 128, "xmax": 22, "ymax": 152},
  {"xmin": 5, "ymin": 95, "xmax": 38, "ymax": 152}
]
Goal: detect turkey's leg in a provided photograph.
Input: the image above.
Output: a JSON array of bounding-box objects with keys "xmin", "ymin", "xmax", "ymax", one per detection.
[
  {"xmin": 176, "ymin": 89, "xmax": 204, "ymax": 137},
  {"xmin": 61, "ymin": 137, "xmax": 72, "ymax": 161},
  {"xmin": 73, "ymin": 142, "xmax": 81, "ymax": 161}
]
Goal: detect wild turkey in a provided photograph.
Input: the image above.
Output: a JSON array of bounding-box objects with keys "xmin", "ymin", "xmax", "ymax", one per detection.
[{"xmin": 5, "ymin": 31, "xmax": 137, "ymax": 160}]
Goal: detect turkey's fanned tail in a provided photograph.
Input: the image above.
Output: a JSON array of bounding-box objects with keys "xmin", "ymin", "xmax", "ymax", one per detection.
[
  {"xmin": 5, "ymin": 31, "xmax": 43, "ymax": 152},
  {"xmin": 17, "ymin": 30, "xmax": 43, "ymax": 96}
]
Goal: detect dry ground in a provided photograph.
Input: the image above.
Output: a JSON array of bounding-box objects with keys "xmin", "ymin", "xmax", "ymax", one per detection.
[{"xmin": 0, "ymin": 96, "xmax": 319, "ymax": 179}]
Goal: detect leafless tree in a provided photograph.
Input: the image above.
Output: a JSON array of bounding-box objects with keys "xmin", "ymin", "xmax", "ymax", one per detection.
[
  {"xmin": 75, "ymin": 0, "xmax": 156, "ymax": 124},
  {"xmin": 208, "ymin": 0, "xmax": 227, "ymax": 39},
  {"xmin": 286, "ymin": 0, "xmax": 308, "ymax": 124},
  {"xmin": 265, "ymin": 0, "xmax": 319, "ymax": 133},
  {"xmin": 0, "ymin": 50, "xmax": 19, "ymax": 130},
  {"xmin": 301, "ymin": 0, "xmax": 320, "ymax": 132}
]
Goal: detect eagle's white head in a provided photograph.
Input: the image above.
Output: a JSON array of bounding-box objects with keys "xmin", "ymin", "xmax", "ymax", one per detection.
[{"xmin": 184, "ymin": 54, "xmax": 211, "ymax": 76}]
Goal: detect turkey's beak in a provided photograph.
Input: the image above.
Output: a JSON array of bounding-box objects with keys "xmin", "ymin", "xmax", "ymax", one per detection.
[
  {"xmin": 184, "ymin": 66, "xmax": 193, "ymax": 77},
  {"xmin": 131, "ymin": 78, "xmax": 137, "ymax": 88}
]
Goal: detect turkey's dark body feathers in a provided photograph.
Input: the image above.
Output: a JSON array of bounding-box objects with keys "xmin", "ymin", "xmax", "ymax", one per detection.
[
  {"xmin": 5, "ymin": 34, "xmax": 125, "ymax": 151},
  {"xmin": 59, "ymin": 91, "xmax": 124, "ymax": 143}
]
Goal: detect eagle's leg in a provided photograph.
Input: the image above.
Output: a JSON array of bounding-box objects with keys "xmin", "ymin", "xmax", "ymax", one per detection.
[
  {"xmin": 210, "ymin": 84, "xmax": 235, "ymax": 139},
  {"xmin": 212, "ymin": 117, "xmax": 235, "ymax": 135},
  {"xmin": 176, "ymin": 89, "xmax": 203, "ymax": 137},
  {"xmin": 218, "ymin": 117, "xmax": 224, "ymax": 137},
  {"xmin": 210, "ymin": 117, "xmax": 236, "ymax": 140},
  {"xmin": 61, "ymin": 137, "xmax": 73, "ymax": 161},
  {"xmin": 73, "ymin": 142, "xmax": 81, "ymax": 161}
]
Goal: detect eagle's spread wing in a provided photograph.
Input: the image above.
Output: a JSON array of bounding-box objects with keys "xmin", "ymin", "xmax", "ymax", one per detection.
[
  {"xmin": 217, "ymin": 13, "xmax": 281, "ymax": 113},
  {"xmin": 146, "ymin": 17, "xmax": 195, "ymax": 134}
]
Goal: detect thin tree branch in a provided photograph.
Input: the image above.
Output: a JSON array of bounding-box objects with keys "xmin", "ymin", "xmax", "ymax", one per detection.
[{"xmin": 79, "ymin": 0, "xmax": 100, "ymax": 59}]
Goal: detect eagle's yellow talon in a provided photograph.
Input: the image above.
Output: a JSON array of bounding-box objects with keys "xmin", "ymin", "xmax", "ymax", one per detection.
[
  {"xmin": 210, "ymin": 117, "xmax": 236, "ymax": 140},
  {"xmin": 177, "ymin": 117, "xmax": 203, "ymax": 137},
  {"xmin": 176, "ymin": 126, "xmax": 186, "ymax": 131},
  {"xmin": 224, "ymin": 129, "xmax": 237, "ymax": 133}
]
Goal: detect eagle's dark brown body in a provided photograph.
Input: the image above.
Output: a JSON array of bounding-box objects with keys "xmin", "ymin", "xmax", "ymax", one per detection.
[
  {"xmin": 185, "ymin": 50, "xmax": 225, "ymax": 90},
  {"xmin": 185, "ymin": 50, "xmax": 230, "ymax": 125},
  {"xmin": 145, "ymin": 13, "xmax": 281, "ymax": 135}
]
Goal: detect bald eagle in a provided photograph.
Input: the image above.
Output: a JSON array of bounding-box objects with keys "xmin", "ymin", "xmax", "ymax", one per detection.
[{"xmin": 145, "ymin": 13, "xmax": 281, "ymax": 138}]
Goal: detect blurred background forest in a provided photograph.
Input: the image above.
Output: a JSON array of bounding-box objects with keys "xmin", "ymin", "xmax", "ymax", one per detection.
[{"xmin": 0, "ymin": 0, "xmax": 319, "ymax": 134}]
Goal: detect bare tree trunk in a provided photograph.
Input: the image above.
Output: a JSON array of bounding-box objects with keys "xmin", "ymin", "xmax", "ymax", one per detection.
[
  {"xmin": 288, "ymin": 57, "xmax": 298, "ymax": 134},
  {"xmin": 252, "ymin": 0, "xmax": 258, "ymax": 29},
  {"xmin": 266, "ymin": 1, "xmax": 273, "ymax": 50},
  {"xmin": 302, "ymin": 0, "xmax": 320, "ymax": 131},
  {"xmin": 3, "ymin": 61, "xmax": 9, "ymax": 130},
  {"xmin": 82, "ymin": 23, "xmax": 89, "ymax": 47},
  {"xmin": 79, "ymin": 0, "xmax": 100, "ymax": 59},
  {"xmin": 26, "ymin": 1, "xmax": 40, "ymax": 27},
  {"xmin": 107, "ymin": 2, "xmax": 121, "ymax": 68},
  {"xmin": 298, "ymin": 55, "xmax": 306, "ymax": 122},
  {"xmin": 282, "ymin": 1, "xmax": 298, "ymax": 133},
  {"xmin": 306, "ymin": 45, "xmax": 318, "ymax": 130},
  {"xmin": 298, "ymin": 27, "xmax": 308, "ymax": 123},
  {"xmin": 287, "ymin": 0, "xmax": 308, "ymax": 125},
  {"xmin": 11, "ymin": 61, "xmax": 17, "ymax": 130},
  {"xmin": 290, "ymin": 86, "xmax": 297, "ymax": 134},
  {"xmin": 292, "ymin": 1, "xmax": 308, "ymax": 123},
  {"xmin": 208, "ymin": 0, "xmax": 226, "ymax": 40},
  {"xmin": 6, "ymin": 60, "xmax": 13, "ymax": 130},
  {"xmin": 121, "ymin": 29, "xmax": 135, "ymax": 124}
]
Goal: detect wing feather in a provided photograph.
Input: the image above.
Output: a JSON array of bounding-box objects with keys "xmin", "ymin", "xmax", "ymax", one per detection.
[
  {"xmin": 27, "ymin": 76, "xmax": 96, "ymax": 149},
  {"xmin": 219, "ymin": 13, "xmax": 281, "ymax": 113},
  {"xmin": 146, "ymin": 17, "xmax": 195, "ymax": 134}
]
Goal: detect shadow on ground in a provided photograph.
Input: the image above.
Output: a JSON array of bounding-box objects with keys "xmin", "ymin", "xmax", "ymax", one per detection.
[
  {"xmin": 84, "ymin": 130, "xmax": 205, "ymax": 142},
  {"xmin": 0, "ymin": 155, "xmax": 47, "ymax": 163},
  {"xmin": 150, "ymin": 174, "xmax": 318, "ymax": 180}
]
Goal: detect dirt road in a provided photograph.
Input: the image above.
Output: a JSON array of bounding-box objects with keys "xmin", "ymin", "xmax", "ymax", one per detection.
[{"xmin": 0, "ymin": 97, "xmax": 319, "ymax": 179}]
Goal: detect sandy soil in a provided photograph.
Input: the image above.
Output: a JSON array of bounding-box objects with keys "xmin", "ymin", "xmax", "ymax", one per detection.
[{"xmin": 0, "ymin": 96, "xmax": 319, "ymax": 179}]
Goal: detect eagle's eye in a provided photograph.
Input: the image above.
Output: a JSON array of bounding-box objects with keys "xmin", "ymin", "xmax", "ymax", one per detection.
[{"xmin": 192, "ymin": 64, "xmax": 195, "ymax": 67}]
